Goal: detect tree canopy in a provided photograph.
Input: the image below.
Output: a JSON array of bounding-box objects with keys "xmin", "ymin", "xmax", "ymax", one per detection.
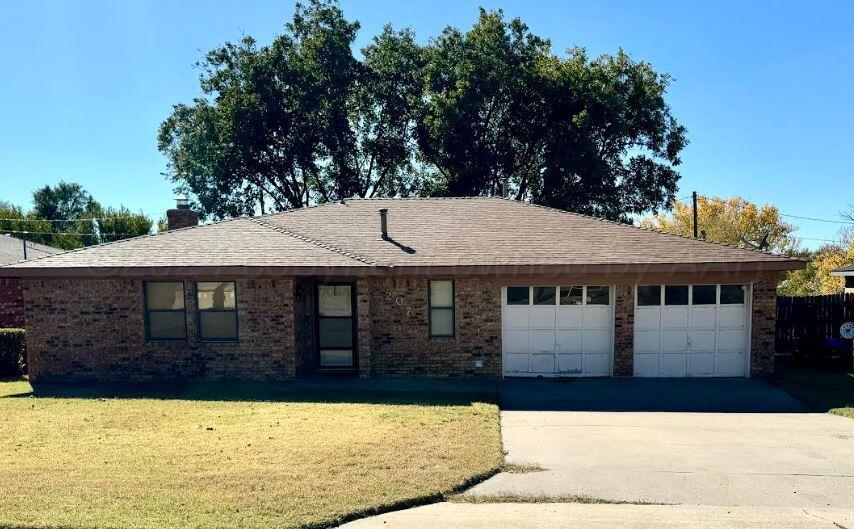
[
  {"xmin": 640, "ymin": 195, "xmax": 800, "ymax": 254},
  {"xmin": 0, "ymin": 182, "xmax": 152, "ymax": 250},
  {"xmin": 159, "ymin": 0, "xmax": 687, "ymax": 222}
]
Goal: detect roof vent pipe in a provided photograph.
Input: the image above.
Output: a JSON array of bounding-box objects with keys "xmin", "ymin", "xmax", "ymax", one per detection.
[{"xmin": 379, "ymin": 208, "xmax": 388, "ymax": 240}]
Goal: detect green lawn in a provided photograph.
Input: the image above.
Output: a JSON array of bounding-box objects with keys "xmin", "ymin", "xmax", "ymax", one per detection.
[
  {"xmin": 0, "ymin": 378, "xmax": 502, "ymax": 529},
  {"xmin": 773, "ymin": 366, "xmax": 854, "ymax": 418}
]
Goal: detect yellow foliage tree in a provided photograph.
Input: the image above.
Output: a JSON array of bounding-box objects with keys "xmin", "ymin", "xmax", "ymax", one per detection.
[
  {"xmin": 780, "ymin": 242, "xmax": 854, "ymax": 295},
  {"xmin": 640, "ymin": 196, "xmax": 800, "ymax": 254}
]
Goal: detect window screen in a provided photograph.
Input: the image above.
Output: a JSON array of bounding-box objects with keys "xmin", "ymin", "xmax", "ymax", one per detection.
[
  {"xmin": 429, "ymin": 280, "xmax": 454, "ymax": 338},
  {"xmin": 197, "ymin": 281, "xmax": 238, "ymax": 341},
  {"xmin": 145, "ymin": 282, "xmax": 186, "ymax": 340}
]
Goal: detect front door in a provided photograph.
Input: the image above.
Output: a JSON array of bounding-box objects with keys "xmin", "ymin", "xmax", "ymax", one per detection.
[{"xmin": 316, "ymin": 283, "xmax": 356, "ymax": 369}]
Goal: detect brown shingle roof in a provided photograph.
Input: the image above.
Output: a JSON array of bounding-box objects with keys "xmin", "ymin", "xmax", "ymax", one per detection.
[
  {"xmin": 0, "ymin": 234, "xmax": 63, "ymax": 266},
  {"xmin": 1, "ymin": 197, "xmax": 804, "ymax": 278}
]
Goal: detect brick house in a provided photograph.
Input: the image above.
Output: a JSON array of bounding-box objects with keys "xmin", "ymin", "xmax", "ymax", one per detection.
[
  {"xmin": 0, "ymin": 234, "xmax": 63, "ymax": 328},
  {"xmin": 1, "ymin": 197, "xmax": 804, "ymax": 383}
]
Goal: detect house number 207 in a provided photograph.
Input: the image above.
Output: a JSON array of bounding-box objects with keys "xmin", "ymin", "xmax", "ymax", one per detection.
[{"xmin": 385, "ymin": 291, "xmax": 411, "ymax": 316}]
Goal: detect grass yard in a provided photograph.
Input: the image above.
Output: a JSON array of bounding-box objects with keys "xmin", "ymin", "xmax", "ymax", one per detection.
[
  {"xmin": 773, "ymin": 365, "xmax": 854, "ymax": 418},
  {"xmin": 0, "ymin": 378, "xmax": 502, "ymax": 529}
]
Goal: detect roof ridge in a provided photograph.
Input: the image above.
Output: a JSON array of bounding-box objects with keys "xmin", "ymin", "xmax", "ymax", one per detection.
[
  {"xmin": 501, "ymin": 197, "xmax": 804, "ymax": 262},
  {"xmin": 248, "ymin": 217, "xmax": 381, "ymax": 266}
]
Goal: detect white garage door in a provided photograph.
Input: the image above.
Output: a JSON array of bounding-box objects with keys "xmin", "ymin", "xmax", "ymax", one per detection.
[
  {"xmin": 634, "ymin": 284, "xmax": 750, "ymax": 377},
  {"xmin": 503, "ymin": 285, "xmax": 613, "ymax": 377}
]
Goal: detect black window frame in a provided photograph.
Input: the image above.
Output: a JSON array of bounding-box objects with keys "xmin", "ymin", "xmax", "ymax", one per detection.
[
  {"xmin": 315, "ymin": 282, "xmax": 357, "ymax": 369},
  {"xmin": 195, "ymin": 281, "xmax": 239, "ymax": 343},
  {"xmin": 144, "ymin": 281, "xmax": 187, "ymax": 342},
  {"xmin": 428, "ymin": 280, "xmax": 455, "ymax": 339}
]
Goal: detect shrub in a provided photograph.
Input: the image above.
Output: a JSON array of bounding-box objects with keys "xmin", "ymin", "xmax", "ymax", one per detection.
[{"xmin": 0, "ymin": 329, "xmax": 26, "ymax": 376}]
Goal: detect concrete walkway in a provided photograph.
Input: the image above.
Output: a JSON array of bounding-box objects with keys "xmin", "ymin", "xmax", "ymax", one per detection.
[{"xmin": 339, "ymin": 503, "xmax": 854, "ymax": 529}]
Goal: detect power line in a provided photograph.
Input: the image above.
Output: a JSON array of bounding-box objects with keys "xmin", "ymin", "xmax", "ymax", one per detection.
[
  {"xmin": 779, "ymin": 213, "xmax": 854, "ymax": 225},
  {"xmin": 0, "ymin": 214, "xmax": 154, "ymax": 223},
  {"xmin": 1, "ymin": 229, "xmax": 145, "ymax": 237}
]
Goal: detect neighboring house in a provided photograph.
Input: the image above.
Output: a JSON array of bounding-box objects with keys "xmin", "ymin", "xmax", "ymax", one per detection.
[
  {"xmin": 0, "ymin": 234, "xmax": 63, "ymax": 328},
  {"xmin": 831, "ymin": 265, "xmax": 854, "ymax": 294},
  {"xmin": 1, "ymin": 197, "xmax": 804, "ymax": 383}
]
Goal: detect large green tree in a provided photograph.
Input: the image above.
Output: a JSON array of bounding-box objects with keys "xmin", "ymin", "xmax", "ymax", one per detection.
[
  {"xmin": 158, "ymin": 0, "xmax": 426, "ymax": 218},
  {"xmin": 418, "ymin": 10, "xmax": 686, "ymax": 221},
  {"xmin": 159, "ymin": 1, "xmax": 686, "ymax": 222}
]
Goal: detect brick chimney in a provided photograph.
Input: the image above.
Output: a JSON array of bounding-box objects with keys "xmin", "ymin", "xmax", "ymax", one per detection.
[{"xmin": 166, "ymin": 197, "xmax": 199, "ymax": 231}]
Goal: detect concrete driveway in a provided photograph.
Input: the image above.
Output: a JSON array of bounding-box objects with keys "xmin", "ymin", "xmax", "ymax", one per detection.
[{"xmin": 465, "ymin": 378, "xmax": 854, "ymax": 508}]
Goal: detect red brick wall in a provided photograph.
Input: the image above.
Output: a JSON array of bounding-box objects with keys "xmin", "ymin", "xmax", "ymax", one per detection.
[
  {"xmin": 0, "ymin": 278, "xmax": 24, "ymax": 328},
  {"xmin": 366, "ymin": 277, "xmax": 502, "ymax": 378},
  {"xmin": 612, "ymin": 284, "xmax": 634, "ymax": 377},
  {"xmin": 750, "ymin": 279, "xmax": 777, "ymax": 378},
  {"xmin": 23, "ymin": 278, "xmax": 295, "ymax": 383}
]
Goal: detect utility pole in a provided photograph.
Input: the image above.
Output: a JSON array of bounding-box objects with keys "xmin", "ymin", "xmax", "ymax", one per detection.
[{"xmin": 692, "ymin": 191, "xmax": 699, "ymax": 239}]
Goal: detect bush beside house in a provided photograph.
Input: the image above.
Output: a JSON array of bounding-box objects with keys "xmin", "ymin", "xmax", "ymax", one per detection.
[{"xmin": 0, "ymin": 329, "xmax": 26, "ymax": 376}]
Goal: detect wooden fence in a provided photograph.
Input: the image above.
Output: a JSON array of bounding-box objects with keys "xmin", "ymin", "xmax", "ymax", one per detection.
[{"xmin": 776, "ymin": 294, "xmax": 854, "ymax": 363}]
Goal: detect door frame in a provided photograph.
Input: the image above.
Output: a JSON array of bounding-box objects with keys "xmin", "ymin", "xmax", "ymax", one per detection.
[{"xmin": 314, "ymin": 281, "xmax": 358, "ymax": 371}]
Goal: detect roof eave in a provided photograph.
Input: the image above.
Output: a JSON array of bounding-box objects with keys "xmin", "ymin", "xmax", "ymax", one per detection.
[{"xmin": 1, "ymin": 259, "xmax": 806, "ymax": 279}]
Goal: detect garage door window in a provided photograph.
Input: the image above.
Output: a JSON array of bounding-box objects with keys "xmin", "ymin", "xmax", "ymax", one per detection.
[
  {"xmin": 637, "ymin": 285, "xmax": 662, "ymax": 306},
  {"xmin": 533, "ymin": 286, "xmax": 556, "ymax": 305},
  {"xmin": 587, "ymin": 286, "xmax": 610, "ymax": 305},
  {"xmin": 560, "ymin": 286, "xmax": 583, "ymax": 305},
  {"xmin": 664, "ymin": 285, "xmax": 689, "ymax": 305},
  {"xmin": 692, "ymin": 285, "xmax": 716, "ymax": 305},
  {"xmin": 507, "ymin": 286, "xmax": 530, "ymax": 305},
  {"xmin": 720, "ymin": 285, "xmax": 746, "ymax": 304}
]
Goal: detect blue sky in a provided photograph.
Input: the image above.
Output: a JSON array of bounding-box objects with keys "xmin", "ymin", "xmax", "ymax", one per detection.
[{"xmin": 1, "ymin": 0, "xmax": 851, "ymax": 247}]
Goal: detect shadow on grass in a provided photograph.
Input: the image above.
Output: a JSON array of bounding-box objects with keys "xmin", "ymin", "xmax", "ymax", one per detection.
[
  {"xmin": 773, "ymin": 365, "xmax": 854, "ymax": 415},
  {"xmin": 2, "ymin": 378, "xmax": 496, "ymax": 407}
]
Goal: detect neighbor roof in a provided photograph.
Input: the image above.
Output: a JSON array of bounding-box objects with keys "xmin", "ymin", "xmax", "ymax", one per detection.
[
  {"xmin": 1, "ymin": 197, "xmax": 805, "ymax": 278},
  {"xmin": 831, "ymin": 265, "xmax": 854, "ymax": 275},
  {"xmin": 0, "ymin": 234, "xmax": 63, "ymax": 266}
]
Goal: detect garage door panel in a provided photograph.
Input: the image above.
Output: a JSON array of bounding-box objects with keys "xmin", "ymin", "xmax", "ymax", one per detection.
[
  {"xmin": 529, "ymin": 330, "xmax": 555, "ymax": 353},
  {"xmin": 691, "ymin": 307, "xmax": 717, "ymax": 328},
  {"xmin": 556, "ymin": 307, "xmax": 583, "ymax": 328},
  {"xmin": 634, "ymin": 353, "xmax": 659, "ymax": 377},
  {"xmin": 689, "ymin": 353, "xmax": 715, "ymax": 375},
  {"xmin": 633, "ymin": 284, "xmax": 748, "ymax": 378},
  {"xmin": 659, "ymin": 353, "xmax": 687, "ymax": 376},
  {"xmin": 583, "ymin": 307, "xmax": 611, "ymax": 328},
  {"xmin": 504, "ymin": 330, "xmax": 529, "ymax": 354},
  {"xmin": 505, "ymin": 353, "xmax": 529, "ymax": 373},
  {"xmin": 662, "ymin": 307, "xmax": 689, "ymax": 328},
  {"xmin": 530, "ymin": 306, "xmax": 556, "ymax": 328},
  {"xmin": 718, "ymin": 329, "xmax": 746, "ymax": 350},
  {"xmin": 635, "ymin": 330, "xmax": 660, "ymax": 353},
  {"xmin": 635, "ymin": 308, "xmax": 661, "ymax": 329},
  {"xmin": 585, "ymin": 353, "xmax": 610, "ymax": 376},
  {"xmin": 504, "ymin": 307, "xmax": 530, "ymax": 329},
  {"xmin": 557, "ymin": 354, "xmax": 582, "ymax": 374},
  {"xmin": 583, "ymin": 329, "xmax": 611, "ymax": 353},
  {"xmin": 531, "ymin": 354, "xmax": 555, "ymax": 373},
  {"xmin": 718, "ymin": 306, "xmax": 746, "ymax": 328},
  {"xmin": 690, "ymin": 330, "xmax": 716, "ymax": 351},
  {"xmin": 556, "ymin": 330, "xmax": 582, "ymax": 353},
  {"xmin": 662, "ymin": 330, "xmax": 688, "ymax": 352},
  {"xmin": 717, "ymin": 352, "xmax": 745, "ymax": 375}
]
